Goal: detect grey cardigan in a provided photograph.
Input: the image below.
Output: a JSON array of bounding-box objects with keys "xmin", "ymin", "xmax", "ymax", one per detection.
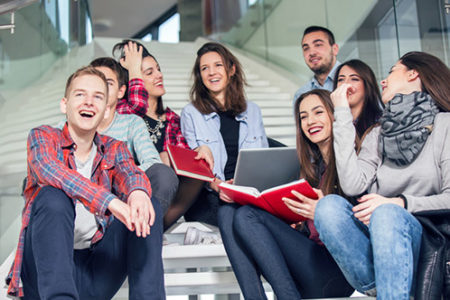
[{"xmin": 333, "ymin": 106, "xmax": 450, "ymax": 213}]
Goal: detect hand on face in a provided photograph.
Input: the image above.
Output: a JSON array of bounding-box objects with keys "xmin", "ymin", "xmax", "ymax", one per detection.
[{"xmin": 331, "ymin": 83, "xmax": 354, "ymax": 108}]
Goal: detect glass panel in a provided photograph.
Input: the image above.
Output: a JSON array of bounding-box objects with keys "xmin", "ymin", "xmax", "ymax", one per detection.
[
  {"xmin": 0, "ymin": 0, "xmax": 93, "ymax": 263},
  {"xmin": 58, "ymin": 0, "xmax": 70, "ymax": 44},
  {"xmin": 159, "ymin": 13, "xmax": 180, "ymax": 43},
  {"xmin": 213, "ymin": 0, "xmax": 449, "ymax": 84}
]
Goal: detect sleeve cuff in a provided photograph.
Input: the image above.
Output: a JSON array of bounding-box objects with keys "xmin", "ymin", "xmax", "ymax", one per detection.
[{"xmin": 398, "ymin": 194, "xmax": 408, "ymax": 210}]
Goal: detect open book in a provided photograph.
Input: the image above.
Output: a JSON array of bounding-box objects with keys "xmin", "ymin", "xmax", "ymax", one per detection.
[
  {"xmin": 167, "ymin": 145, "xmax": 215, "ymax": 182},
  {"xmin": 219, "ymin": 179, "xmax": 318, "ymax": 223}
]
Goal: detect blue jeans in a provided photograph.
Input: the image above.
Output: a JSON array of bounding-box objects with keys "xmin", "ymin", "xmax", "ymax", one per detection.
[
  {"xmin": 221, "ymin": 204, "xmax": 353, "ymax": 300},
  {"xmin": 21, "ymin": 186, "xmax": 165, "ymax": 300},
  {"xmin": 314, "ymin": 194, "xmax": 422, "ymax": 300}
]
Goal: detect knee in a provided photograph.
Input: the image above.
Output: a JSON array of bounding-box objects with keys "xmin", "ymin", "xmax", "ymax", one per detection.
[
  {"xmin": 146, "ymin": 163, "xmax": 179, "ymax": 194},
  {"xmin": 369, "ymin": 204, "xmax": 410, "ymax": 236},
  {"xmin": 233, "ymin": 205, "xmax": 259, "ymax": 232},
  {"xmin": 314, "ymin": 194, "xmax": 351, "ymax": 231},
  {"xmin": 33, "ymin": 186, "xmax": 74, "ymax": 217}
]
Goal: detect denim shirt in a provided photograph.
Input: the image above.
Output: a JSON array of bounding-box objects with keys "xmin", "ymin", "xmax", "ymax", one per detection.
[
  {"xmin": 293, "ymin": 61, "xmax": 341, "ymax": 102},
  {"xmin": 181, "ymin": 101, "xmax": 269, "ymax": 180}
]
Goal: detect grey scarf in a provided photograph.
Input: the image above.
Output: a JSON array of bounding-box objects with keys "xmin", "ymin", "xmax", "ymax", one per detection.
[{"xmin": 379, "ymin": 92, "xmax": 439, "ymax": 166}]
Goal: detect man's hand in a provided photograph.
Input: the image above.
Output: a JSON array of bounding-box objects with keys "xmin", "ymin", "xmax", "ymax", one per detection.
[
  {"xmin": 194, "ymin": 145, "xmax": 214, "ymax": 170},
  {"xmin": 108, "ymin": 198, "xmax": 133, "ymax": 231},
  {"xmin": 353, "ymin": 193, "xmax": 405, "ymax": 225},
  {"xmin": 119, "ymin": 41, "xmax": 143, "ymax": 80},
  {"xmin": 128, "ymin": 190, "xmax": 155, "ymax": 238}
]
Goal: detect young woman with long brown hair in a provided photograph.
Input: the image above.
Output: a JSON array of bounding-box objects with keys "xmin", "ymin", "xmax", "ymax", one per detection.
[
  {"xmin": 221, "ymin": 90, "xmax": 354, "ymax": 299},
  {"xmin": 179, "ymin": 42, "xmax": 268, "ymax": 226},
  {"xmin": 314, "ymin": 51, "xmax": 450, "ymax": 299}
]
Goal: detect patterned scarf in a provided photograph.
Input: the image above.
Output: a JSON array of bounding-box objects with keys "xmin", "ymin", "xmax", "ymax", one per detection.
[{"xmin": 379, "ymin": 92, "xmax": 439, "ymax": 166}]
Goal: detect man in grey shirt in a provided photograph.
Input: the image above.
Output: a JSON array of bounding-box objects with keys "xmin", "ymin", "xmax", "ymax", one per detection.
[{"xmin": 293, "ymin": 26, "xmax": 340, "ymax": 102}]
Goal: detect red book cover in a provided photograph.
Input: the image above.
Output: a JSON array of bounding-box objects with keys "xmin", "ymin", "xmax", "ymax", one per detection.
[
  {"xmin": 219, "ymin": 179, "xmax": 318, "ymax": 223},
  {"xmin": 167, "ymin": 145, "xmax": 215, "ymax": 182}
]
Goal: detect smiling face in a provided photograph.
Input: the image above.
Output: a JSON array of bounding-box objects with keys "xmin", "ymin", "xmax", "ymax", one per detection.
[
  {"xmin": 141, "ymin": 56, "xmax": 165, "ymax": 100},
  {"xmin": 337, "ymin": 65, "xmax": 365, "ymax": 112},
  {"xmin": 302, "ymin": 31, "xmax": 338, "ymax": 75},
  {"xmin": 60, "ymin": 74, "xmax": 109, "ymax": 136},
  {"xmin": 299, "ymin": 94, "xmax": 333, "ymax": 149},
  {"xmin": 199, "ymin": 51, "xmax": 234, "ymax": 104}
]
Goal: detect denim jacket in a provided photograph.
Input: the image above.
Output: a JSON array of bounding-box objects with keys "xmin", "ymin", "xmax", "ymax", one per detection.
[{"xmin": 181, "ymin": 101, "xmax": 269, "ymax": 180}]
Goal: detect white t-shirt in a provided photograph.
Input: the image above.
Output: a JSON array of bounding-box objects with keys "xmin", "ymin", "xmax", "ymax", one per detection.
[{"xmin": 73, "ymin": 144, "xmax": 99, "ymax": 250}]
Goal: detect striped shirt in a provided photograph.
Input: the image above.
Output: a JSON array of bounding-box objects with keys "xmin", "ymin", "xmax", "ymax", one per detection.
[
  {"xmin": 100, "ymin": 113, "xmax": 161, "ymax": 170},
  {"xmin": 6, "ymin": 124, "xmax": 152, "ymax": 297}
]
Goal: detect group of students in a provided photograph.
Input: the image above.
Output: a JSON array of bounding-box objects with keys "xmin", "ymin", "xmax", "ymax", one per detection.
[{"xmin": 5, "ymin": 24, "xmax": 450, "ymax": 300}]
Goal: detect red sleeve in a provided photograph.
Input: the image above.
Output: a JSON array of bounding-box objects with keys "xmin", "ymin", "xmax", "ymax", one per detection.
[{"xmin": 116, "ymin": 78, "xmax": 148, "ymax": 116}]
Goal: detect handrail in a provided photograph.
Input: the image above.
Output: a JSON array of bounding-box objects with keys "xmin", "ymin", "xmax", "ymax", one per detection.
[{"xmin": 0, "ymin": 0, "xmax": 38, "ymax": 15}]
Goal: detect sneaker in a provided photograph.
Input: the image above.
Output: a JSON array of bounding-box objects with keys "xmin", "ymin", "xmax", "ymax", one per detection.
[{"xmin": 183, "ymin": 227, "xmax": 222, "ymax": 245}]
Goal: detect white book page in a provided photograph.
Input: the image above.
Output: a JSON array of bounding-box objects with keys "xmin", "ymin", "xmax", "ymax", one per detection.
[
  {"xmin": 260, "ymin": 179, "xmax": 306, "ymax": 195},
  {"xmin": 220, "ymin": 182, "xmax": 260, "ymax": 197}
]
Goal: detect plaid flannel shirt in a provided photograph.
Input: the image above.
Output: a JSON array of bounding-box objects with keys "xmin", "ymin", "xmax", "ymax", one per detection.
[
  {"xmin": 115, "ymin": 78, "xmax": 189, "ymax": 150},
  {"xmin": 6, "ymin": 124, "xmax": 151, "ymax": 297},
  {"xmin": 116, "ymin": 78, "xmax": 149, "ymax": 116}
]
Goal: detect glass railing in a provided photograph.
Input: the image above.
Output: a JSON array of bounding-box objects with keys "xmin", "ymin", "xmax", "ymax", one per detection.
[
  {"xmin": 212, "ymin": 0, "xmax": 450, "ymax": 85},
  {"xmin": 0, "ymin": 0, "xmax": 93, "ymax": 263}
]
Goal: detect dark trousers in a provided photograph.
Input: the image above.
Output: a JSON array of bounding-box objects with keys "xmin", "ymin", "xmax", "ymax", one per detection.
[
  {"xmin": 226, "ymin": 205, "xmax": 354, "ymax": 300},
  {"xmin": 145, "ymin": 163, "xmax": 179, "ymax": 215},
  {"xmin": 21, "ymin": 186, "xmax": 165, "ymax": 300},
  {"xmin": 184, "ymin": 188, "xmax": 220, "ymax": 227}
]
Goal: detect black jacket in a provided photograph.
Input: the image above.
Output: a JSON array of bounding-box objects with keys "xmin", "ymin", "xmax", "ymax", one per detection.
[{"xmin": 414, "ymin": 210, "xmax": 450, "ymax": 300}]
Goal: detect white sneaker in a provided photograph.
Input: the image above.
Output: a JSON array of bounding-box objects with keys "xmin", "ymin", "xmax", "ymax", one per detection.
[{"xmin": 183, "ymin": 227, "xmax": 222, "ymax": 245}]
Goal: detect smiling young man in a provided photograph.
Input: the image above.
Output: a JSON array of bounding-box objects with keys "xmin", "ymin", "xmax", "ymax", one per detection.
[
  {"xmin": 6, "ymin": 66, "xmax": 165, "ymax": 299},
  {"xmin": 293, "ymin": 26, "xmax": 340, "ymax": 102}
]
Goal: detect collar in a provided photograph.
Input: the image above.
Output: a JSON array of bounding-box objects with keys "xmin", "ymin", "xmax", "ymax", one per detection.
[
  {"xmin": 61, "ymin": 122, "xmax": 106, "ymax": 154},
  {"xmin": 311, "ymin": 60, "xmax": 341, "ymax": 87},
  {"xmin": 203, "ymin": 108, "xmax": 248, "ymax": 122}
]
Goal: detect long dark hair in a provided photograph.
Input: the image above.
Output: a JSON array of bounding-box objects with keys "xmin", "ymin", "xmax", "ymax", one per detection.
[
  {"xmin": 294, "ymin": 89, "xmax": 340, "ymax": 196},
  {"xmin": 190, "ymin": 42, "xmax": 247, "ymax": 115},
  {"xmin": 400, "ymin": 51, "xmax": 450, "ymax": 112},
  {"xmin": 333, "ymin": 59, "xmax": 383, "ymax": 139},
  {"xmin": 112, "ymin": 39, "xmax": 165, "ymax": 115}
]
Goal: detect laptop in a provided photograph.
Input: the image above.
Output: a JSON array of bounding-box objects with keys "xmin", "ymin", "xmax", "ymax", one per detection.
[{"xmin": 233, "ymin": 147, "xmax": 300, "ymax": 191}]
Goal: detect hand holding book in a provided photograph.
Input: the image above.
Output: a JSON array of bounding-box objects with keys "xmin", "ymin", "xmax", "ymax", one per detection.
[
  {"xmin": 219, "ymin": 179, "xmax": 319, "ymax": 223},
  {"xmin": 282, "ymin": 188, "xmax": 324, "ymax": 220},
  {"xmin": 194, "ymin": 145, "xmax": 214, "ymax": 170},
  {"xmin": 167, "ymin": 145, "xmax": 215, "ymax": 182}
]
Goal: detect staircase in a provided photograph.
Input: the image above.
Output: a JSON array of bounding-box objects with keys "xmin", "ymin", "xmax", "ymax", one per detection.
[{"xmin": 0, "ymin": 37, "xmax": 298, "ymax": 299}]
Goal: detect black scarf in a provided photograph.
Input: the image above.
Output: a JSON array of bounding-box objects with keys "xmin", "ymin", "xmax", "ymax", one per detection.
[{"xmin": 379, "ymin": 92, "xmax": 439, "ymax": 166}]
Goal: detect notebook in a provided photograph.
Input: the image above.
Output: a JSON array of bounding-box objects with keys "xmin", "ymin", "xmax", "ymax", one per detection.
[{"xmin": 233, "ymin": 147, "xmax": 300, "ymax": 191}]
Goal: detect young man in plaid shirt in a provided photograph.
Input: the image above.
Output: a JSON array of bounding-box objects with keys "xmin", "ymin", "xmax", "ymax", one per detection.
[{"xmin": 6, "ymin": 66, "xmax": 165, "ymax": 299}]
